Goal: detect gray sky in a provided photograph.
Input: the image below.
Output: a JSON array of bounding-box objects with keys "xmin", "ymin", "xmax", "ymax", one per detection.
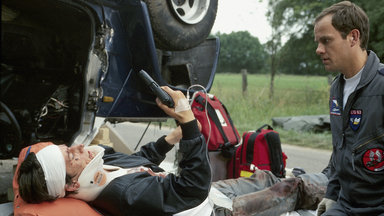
[{"xmin": 211, "ymin": 0, "xmax": 271, "ymax": 43}]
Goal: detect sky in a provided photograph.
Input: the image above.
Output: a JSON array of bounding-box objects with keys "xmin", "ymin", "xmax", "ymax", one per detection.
[{"xmin": 211, "ymin": 0, "xmax": 272, "ymax": 44}]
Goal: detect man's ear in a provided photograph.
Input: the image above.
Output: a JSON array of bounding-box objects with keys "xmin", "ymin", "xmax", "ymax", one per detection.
[
  {"xmin": 349, "ymin": 29, "xmax": 360, "ymax": 47},
  {"xmin": 65, "ymin": 180, "xmax": 80, "ymax": 192}
]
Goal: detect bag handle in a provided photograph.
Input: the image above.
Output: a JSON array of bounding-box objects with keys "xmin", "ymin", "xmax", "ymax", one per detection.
[
  {"xmin": 195, "ymin": 95, "xmax": 230, "ymax": 146},
  {"xmin": 245, "ymin": 132, "xmax": 259, "ymax": 164},
  {"xmin": 256, "ymin": 124, "xmax": 273, "ymax": 132},
  {"xmin": 221, "ymin": 102, "xmax": 240, "ymax": 144}
]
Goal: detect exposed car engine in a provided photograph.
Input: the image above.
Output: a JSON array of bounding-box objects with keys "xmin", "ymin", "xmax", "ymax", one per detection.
[{"xmin": 1, "ymin": 0, "xmax": 92, "ymax": 158}]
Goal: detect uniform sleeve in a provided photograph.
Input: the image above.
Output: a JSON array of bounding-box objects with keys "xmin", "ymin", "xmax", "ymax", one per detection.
[
  {"xmin": 324, "ymin": 153, "xmax": 340, "ymax": 201},
  {"xmin": 321, "ymin": 156, "xmax": 332, "ymax": 179}
]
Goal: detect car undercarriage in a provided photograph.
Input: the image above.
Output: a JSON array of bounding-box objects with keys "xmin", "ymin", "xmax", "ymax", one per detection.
[{"xmin": 1, "ymin": 0, "xmax": 93, "ymax": 157}]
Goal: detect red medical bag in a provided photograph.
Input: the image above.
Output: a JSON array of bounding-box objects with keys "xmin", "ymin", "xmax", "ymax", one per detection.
[
  {"xmin": 227, "ymin": 124, "xmax": 287, "ymax": 178},
  {"xmin": 191, "ymin": 92, "xmax": 240, "ymax": 157}
]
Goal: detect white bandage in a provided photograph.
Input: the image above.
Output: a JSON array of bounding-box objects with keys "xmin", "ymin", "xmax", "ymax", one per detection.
[
  {"xmin": 36, "ymin": 145, "xmax": 66, "ymax": 198},
  {"xmin": 175, "ymin": 98, "xmax": 191, "ymax": 113}
]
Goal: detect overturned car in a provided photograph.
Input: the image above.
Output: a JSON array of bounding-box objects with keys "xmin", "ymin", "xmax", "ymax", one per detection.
[{"xmin": 0, "ymin": 0, "xmax": 219, "ymax": 159}]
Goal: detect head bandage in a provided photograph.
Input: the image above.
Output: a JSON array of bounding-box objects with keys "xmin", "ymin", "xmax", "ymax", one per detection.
[
  {"xmin": 36, "ymin": 145, "xmax": 66, "ymax": 198},
  {"xmin": 175, "ymin": 98, "xmax": 191, "ymax": 113}
]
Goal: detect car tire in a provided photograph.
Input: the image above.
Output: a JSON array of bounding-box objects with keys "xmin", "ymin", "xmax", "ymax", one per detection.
[{"xmin": 143, "ymin": 0, "xmax": 218, "ymax": 51}]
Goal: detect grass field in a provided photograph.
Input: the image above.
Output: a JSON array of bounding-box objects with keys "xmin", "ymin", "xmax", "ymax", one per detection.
[{"xmin": 207, "ymin": 73, "xmax": 333, "ymax": 150}]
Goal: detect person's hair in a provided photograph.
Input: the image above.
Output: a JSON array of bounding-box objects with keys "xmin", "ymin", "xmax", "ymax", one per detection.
[
  {"xmin": 315, "ymin": 1, "xmax": 369, "ymax": 50},
  {"xmin": 17, "ymin": 152, "xmax": 73, "ymax": 203},
  {"xmin": 18, "ymin": 152, "xmax": 57, "ymax": 203}
]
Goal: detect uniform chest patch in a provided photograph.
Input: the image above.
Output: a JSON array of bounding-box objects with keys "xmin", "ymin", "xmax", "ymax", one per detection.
[
  {"xmin": 363, "ymin": 148, "xmax": 384, "ymax": 172},
  {"xmin": 330, "ymin": 99, "xmax": 341, "ymax": 116},
  {"xmin": 349, "ymin": 109, "xmax": 362, "ymax": 131}
]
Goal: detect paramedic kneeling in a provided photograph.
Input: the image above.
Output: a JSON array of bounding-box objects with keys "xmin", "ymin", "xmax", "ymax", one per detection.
[
  {"xmin": 314, "ymin": 1, "xmax": 384, "ymax": 215},
  {"xmin": 17, "ymin": 86, "xmax": 212, "ymax": 216}
]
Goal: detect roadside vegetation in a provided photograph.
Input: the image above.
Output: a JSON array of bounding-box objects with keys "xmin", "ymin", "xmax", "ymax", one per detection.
[
  {"xmin": 164, "ymin": 73, "xmax": 332, "ymax": 150},
  {"xmin": 209, "ymin": 73, "xmax": 332, "ymax": 150},
  {"xmin": 201, "ymin": 0, "xmax": 383, "ymax": 150}
]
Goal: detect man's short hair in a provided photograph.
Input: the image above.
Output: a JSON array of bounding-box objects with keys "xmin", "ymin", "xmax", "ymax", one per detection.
[
  {"xmin": 315, "ymin": 1, "xmax": 369, "ymax": 50},
  {"xmin": 18, "ymin": 152, "xmax": 74, "ymax": 203}
]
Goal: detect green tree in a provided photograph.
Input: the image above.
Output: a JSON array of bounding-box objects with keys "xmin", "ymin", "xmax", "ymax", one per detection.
[
  {"xmin": 266, "ymin": 0, "xmax": 383, "ymax": 76},
  {"xmin": 357, "ymin": 1, "xmax": 384, "ymax": 60},
  {"xmin": 266, "ymin": 0, "xmax": 284, "ymax": 98},
  {"xmin": 278, "ymin": 31, "xmax": 327, "ymax": 75},
  {"xmin": 215, "ymin": 31, "xmax": 267, "ymax": 73}
]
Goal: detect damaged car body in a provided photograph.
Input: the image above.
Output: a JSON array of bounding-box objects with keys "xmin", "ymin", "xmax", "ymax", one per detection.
[{"xmin": 0, "ymin": 0, "xmax": 219, "ymax": 159}]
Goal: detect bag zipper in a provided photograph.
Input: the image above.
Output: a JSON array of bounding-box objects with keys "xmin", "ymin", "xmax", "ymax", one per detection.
[{"xmin": 352, "ymin": 132, "xmax": 384, "ymax": 171}]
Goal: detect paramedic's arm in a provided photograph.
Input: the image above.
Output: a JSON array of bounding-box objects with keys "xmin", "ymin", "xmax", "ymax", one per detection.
[
  {"xmin": 317, "ymin": 153, "xmax": 338, "ymax": 215},
  {"xmin": 324, "ymin": 153, "xmax": 340, "ymax": 200}
]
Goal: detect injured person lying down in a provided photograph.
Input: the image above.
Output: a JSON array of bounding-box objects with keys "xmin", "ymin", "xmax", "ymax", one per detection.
[
  {"xmin": 16, "ymin": 87, "xmax": 329, "ymax": 216},
  {"xmin": 16, "ymin": 87, "xmax": 213, "ymax": 216}
]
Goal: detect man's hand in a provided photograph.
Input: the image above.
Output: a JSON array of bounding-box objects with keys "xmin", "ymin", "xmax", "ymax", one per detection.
[
  {"xmin": 317, "ymin": 198, "xmax": 336, "ymax": 216},
  {"xmin": 164, "ymin": 120, "xmax": 202, "ymax": 145},
  {"xmin": 156, "ymin": 86, "xmax": 194, "ymax": 124},
  {"xmin": 165, "ymin": 126, "xmax": 182, "ymax": 145}
]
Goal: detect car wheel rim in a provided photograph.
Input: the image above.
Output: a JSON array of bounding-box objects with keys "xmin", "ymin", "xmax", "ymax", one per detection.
[{"xmin": 169, "ymin": 0, "xmax": 210, "ymax": 24}]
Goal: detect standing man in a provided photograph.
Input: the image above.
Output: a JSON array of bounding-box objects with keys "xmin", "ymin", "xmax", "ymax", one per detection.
[{"xmin": 314, "ymin": 1, "xmax": 384, "ymax": 215}]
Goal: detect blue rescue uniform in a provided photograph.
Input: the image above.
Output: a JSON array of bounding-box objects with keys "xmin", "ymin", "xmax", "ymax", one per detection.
[{"xmin": 324, "ymin": 51, "xmax": 384, "ymax": 215}]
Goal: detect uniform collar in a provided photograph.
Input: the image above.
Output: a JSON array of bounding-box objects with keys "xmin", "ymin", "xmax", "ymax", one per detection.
[
  {"xmin": 356, "ymin": 50, "xmax": 380, "ymax": 90},
  {"xmin": 335, "ymin": 50, "xmax": 380, "ymax": 94}
]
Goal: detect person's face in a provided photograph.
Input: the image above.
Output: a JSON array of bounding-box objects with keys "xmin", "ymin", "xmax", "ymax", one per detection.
[
  {"xmin": 58, "ymin": 144, "xmax": 95, "ymax": 181},
  {"xmin": 314, "ymin": 14, "xmax": 351, "ymax": 73}
]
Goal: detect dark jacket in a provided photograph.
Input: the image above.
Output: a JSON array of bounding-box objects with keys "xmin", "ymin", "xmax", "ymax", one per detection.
[
  {"xmin": 91, "ymin": 120, "xmax": 211, "ymax": 216},
  {"xmin": 326, "ymin": 51, "xmax": 384, "ymax": 214}
]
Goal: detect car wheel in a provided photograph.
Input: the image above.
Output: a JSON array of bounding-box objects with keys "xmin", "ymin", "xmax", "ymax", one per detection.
[{"xmin": 143, "ymin": 0, "xmax": 218, "ymax": 51}]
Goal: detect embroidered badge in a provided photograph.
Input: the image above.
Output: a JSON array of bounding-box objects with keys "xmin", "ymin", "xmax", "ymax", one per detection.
[
  {"xmin": 363, "ymin": 148, "xmax": 384, "ymax": 172},
  {"xmin": 349, "ymin": 109, "xmax": 362, "ymax": 131},
  {"xmin": 330, "ymin": 99, "xmax": 341, "ymax": 116}
]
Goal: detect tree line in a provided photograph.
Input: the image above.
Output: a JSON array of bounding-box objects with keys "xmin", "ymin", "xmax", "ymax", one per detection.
[{"xmin": 214, "ymin": 0, "xmax": 383, "ymax": 76}]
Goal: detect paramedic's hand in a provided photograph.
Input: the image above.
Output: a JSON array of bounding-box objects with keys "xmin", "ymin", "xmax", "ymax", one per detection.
[
  {"xmin": 317, "ymin": 198, "xmax": 336, "ymax": 216},
  {"xmin": 156, "ymin": 86, "xmax": 194, "ymax": 124}
]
